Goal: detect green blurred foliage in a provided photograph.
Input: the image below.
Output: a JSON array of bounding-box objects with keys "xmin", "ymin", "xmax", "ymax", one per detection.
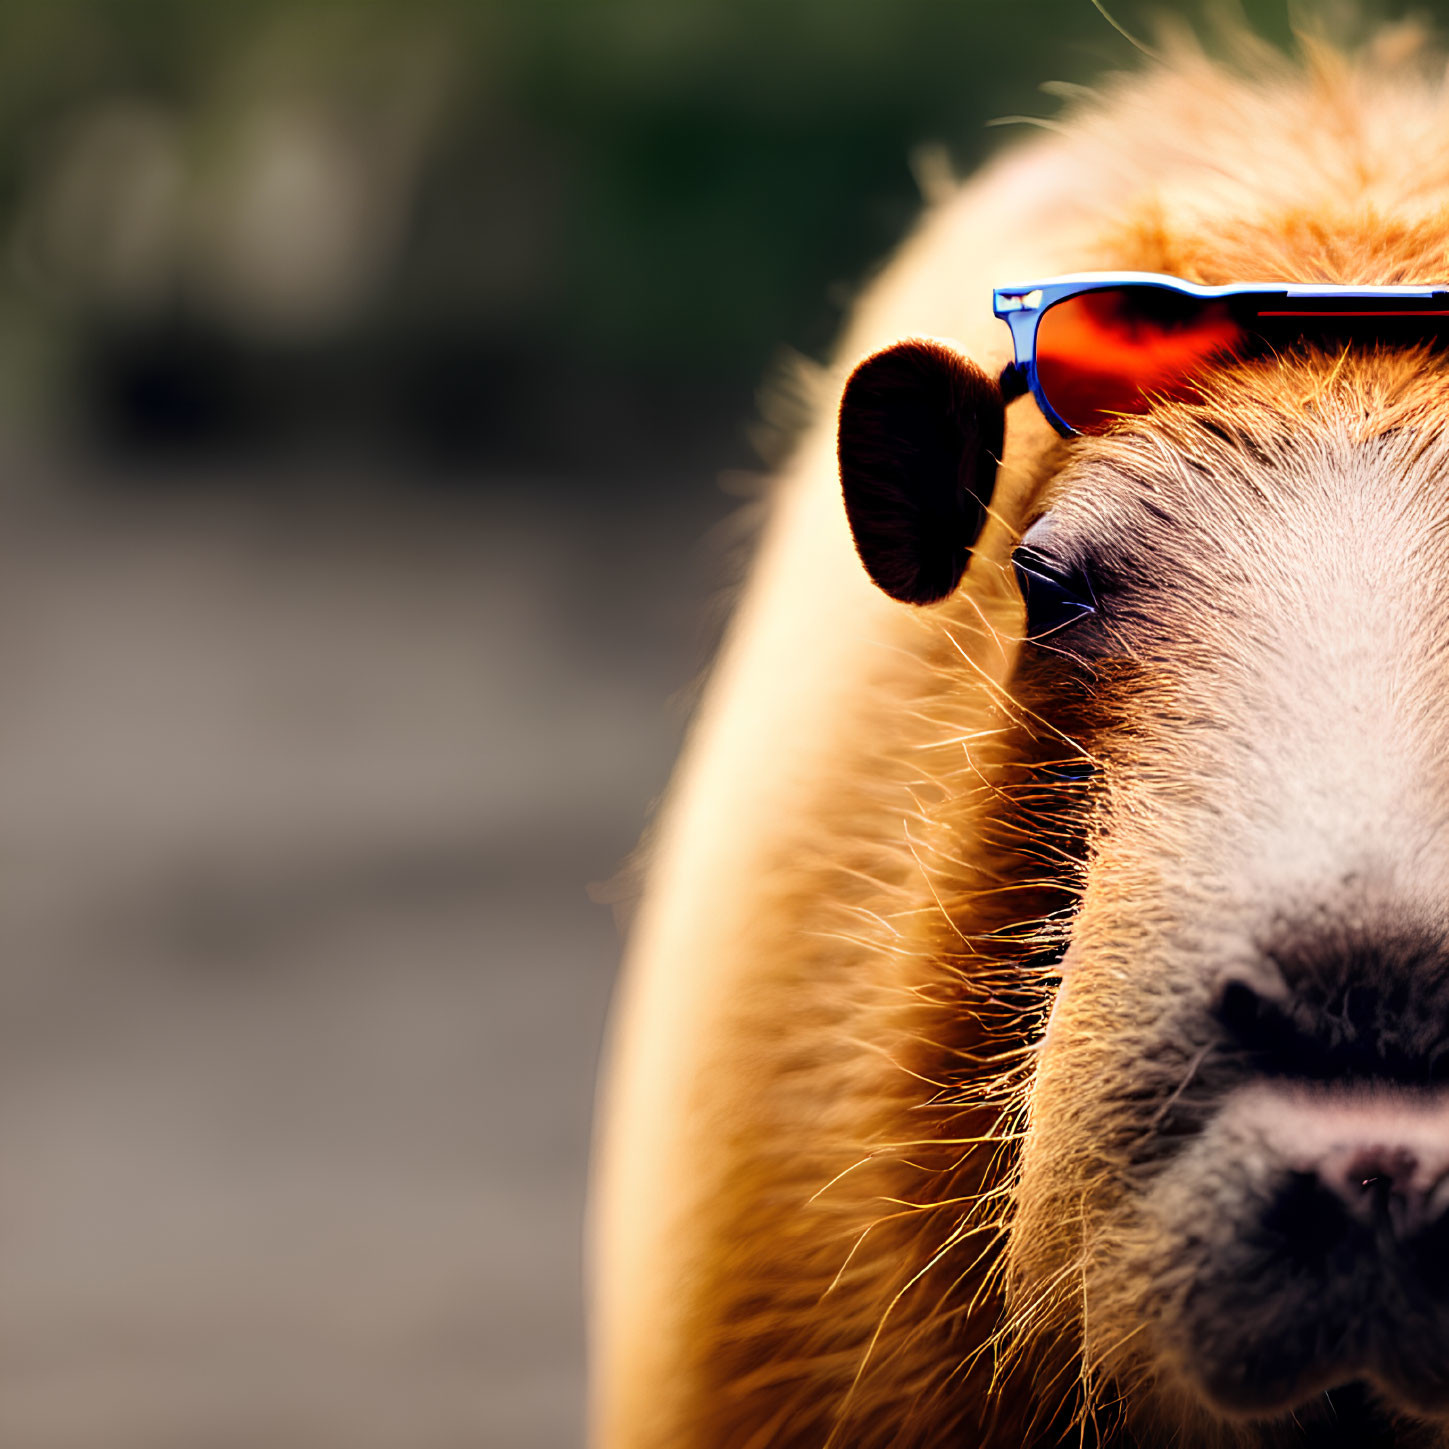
[{"xmin": 0, "ymin": 0, "xmax": 1429, "ymax": 461}]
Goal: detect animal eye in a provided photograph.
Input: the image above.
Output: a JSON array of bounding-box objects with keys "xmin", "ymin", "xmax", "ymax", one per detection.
[{"xmin": 1012, "ymin": 535, "xmax": 1096, "ymax": 640}]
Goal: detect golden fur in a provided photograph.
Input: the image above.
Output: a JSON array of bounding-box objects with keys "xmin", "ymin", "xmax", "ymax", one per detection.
[{"xmin": 593, "ymin": 22, "xmax": 1449, "ymax": 1448}]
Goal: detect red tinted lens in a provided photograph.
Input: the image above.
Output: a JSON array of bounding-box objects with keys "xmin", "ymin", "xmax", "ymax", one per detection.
[{"xmin": 1035, "ymin": 286, "xmax": 1246, "ymax": 433}]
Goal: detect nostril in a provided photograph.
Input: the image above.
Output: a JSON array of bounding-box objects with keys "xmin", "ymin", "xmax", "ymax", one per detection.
[
  {"xmin": 1214, "ymin": 974, "xmax": 1299, "ymax": 1061},
  {"xmin": 1217, "ymin": 976, "xmax": 1268, "ymax": 1038},
  {"xmin": 1238, "ymin": 918, "xmax": 1449, "ymax": 1083}
]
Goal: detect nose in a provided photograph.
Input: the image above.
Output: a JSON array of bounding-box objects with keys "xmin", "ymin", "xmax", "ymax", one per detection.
[
  {"xmin": 1212, "ymin": 916, "xmax": 1449, "ymax": 1083},
  {"xmin": 1210, "ymin": 918, "xmax": 1449, "ymax": 1259}
]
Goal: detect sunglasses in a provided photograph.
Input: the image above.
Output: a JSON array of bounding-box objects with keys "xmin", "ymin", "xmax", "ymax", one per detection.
[{"xmin": 994, "ymin": 272, "xmax": 1449, "ymax": 436}]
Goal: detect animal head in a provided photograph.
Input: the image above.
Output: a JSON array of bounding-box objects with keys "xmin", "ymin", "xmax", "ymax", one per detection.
[{"xmin": 840, "ymin": 309, "xmax": 1449, "ymax": 1439}]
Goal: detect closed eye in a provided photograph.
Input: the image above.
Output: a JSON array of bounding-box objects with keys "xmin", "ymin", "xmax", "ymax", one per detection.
[{"xmin": 1012, "ymin": 544, "xmax": 1097, "ymax": 640}]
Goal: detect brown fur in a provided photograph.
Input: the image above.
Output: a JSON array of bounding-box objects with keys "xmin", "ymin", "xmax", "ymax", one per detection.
[{"xmin": 594, "ymin": 21, "xmax": 1449, "ymax": 1448}]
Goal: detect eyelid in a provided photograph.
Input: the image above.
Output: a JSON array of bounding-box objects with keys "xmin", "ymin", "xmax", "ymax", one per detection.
[
  {"xmin": 1012, "ymin": 527, "xmax": 1098, "ymax": 639},
  {"xmin": 1020, "ymin": 512, "xmax": 1068, "ymax": 554}
]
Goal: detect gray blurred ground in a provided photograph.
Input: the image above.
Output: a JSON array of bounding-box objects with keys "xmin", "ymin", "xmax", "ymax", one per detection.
[{"xmin": 0, "ymin": 458, "xmax": 737, "ymax": 1449}]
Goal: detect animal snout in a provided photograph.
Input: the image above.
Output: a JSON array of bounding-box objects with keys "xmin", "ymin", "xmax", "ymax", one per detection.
[
  {"xmin": 1219, "ymin": 1087, "xmax": 1449, "ymax": 1314},
  {"xmin": 1159, "ymin": 1085, "xmax": 1449, "ymax": 1415},
  {"xmin": 1268, "ymin": 1134, "xmax": 1449, "ymax": 1249},
  {"xmin": 1209, "ymin": 930, "xmax": 1449, "ymax": 1249},
  {"xmin": 1151, "ymin": 928, "xmax": 1449, "ymax": 1413}
]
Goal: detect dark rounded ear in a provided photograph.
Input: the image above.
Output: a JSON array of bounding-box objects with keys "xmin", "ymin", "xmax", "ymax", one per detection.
[{"xmin": 837, "ymin": 339, "xmax": 1005, "ymax": 605}]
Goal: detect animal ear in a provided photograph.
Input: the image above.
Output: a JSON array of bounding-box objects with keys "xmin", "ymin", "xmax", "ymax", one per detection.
[{"xmin": 837, "ymin": 339, "xmax": 1005, "ymax": 605}]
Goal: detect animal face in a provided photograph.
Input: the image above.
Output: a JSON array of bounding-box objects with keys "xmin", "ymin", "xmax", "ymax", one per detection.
[
  {"xmin": 1011, "ymin": 357, "xmax": 1449, "ymax": 1437},
  {"xmin": 842, "ymin": 345, "xmax": 1449, "ymax": 1439}
]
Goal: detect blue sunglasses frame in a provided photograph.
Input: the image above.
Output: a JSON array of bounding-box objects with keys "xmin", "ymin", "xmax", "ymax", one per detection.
[{"xmin": 993, "ymin": 271, "xmax": 1449, "ymax": 436}]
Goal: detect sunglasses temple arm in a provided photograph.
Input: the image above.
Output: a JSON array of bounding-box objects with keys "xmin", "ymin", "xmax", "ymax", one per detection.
[{"xmin": 999, "ymin": 361, "xmax": 1029, "ymax": 405}]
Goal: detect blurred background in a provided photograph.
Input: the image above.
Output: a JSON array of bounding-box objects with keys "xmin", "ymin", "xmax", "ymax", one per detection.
[{"xmin": 0, "ymin": 1, "xmax": 1388, "ymax": 1446}]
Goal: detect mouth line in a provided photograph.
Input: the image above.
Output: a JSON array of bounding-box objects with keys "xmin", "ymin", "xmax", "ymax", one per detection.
[
  {"xmin": 1177, "ymin": 1251, "xmax": 1449, "ymax": 1423},
  {"xmin": 1289, "ymin": 1379, "xmax": 1403, "ymax": 1445},
  {"xmin": 1191, "ymin": 1342, "xmax": 1449, "ymax": 1432},
  {"xmin": 1192, "ymin": 1371, "xmax": 1409, "ymax": 1440}
]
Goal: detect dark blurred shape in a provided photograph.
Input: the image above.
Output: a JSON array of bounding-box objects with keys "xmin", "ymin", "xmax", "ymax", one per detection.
[
  {"xmin": 0, "ymin": 0, "xmax": 1301, "ymax": 468},
  {"xmin": 80, "ymin": 319, "xmax": 253, "ymax": 454}
]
